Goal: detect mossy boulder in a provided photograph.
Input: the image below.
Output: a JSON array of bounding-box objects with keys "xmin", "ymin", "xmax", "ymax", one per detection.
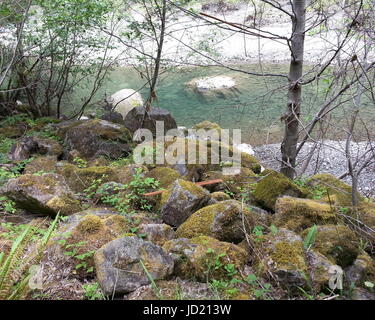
[
  {"xmin": 1, "ymin": 173, "xmax": 81, "ymax": 216},
  {"xmin": 63, "ymin": 119, "xmax": 133, "ymax": 160},
  {"xmin": 161, "ymin": 179, "xmax": 211, "ymax": 227},
  {"xmin": 301, "ymin": 224, "xmax": 359, "ymax": 267},
  {"xmin": 176, "ymin": 200, "xmax": 255, "ymax": 243},
  {"xmin": 94, "ymin": 236, "xmax": 174, "ymax": 295},
  {"xmin": 202, "ymin": 167, "xmax": 258, "ymax": 195},
  {"xmin": 24, "ymin": 156, "xmax": 57, "ymax": 174},
  {"xmin": 254, "ymin": 228, "xmax": 308, "ymax": 291},
  {"xmin": 138, "ymin": 223, "xmax": 175, "ymax": 246},
  {"xmin": 355, "ymin": 202, "xmax": 375, "ymax": 245},
  {"xmin": 253, "ymin": 170, "xmax": 306, "ymax": 211},
  {"xmin": 49, "ymin": 210, "xmax": 132, "ymax": 279},
  {"xmin": 305, "ymin": 249, "xmax": 339, "ymax": 293},
  {"xmin": 345, "ymin": 252, "xmax": 375, "ymax": 287},
  {"xmin": 145, "ymin": 167, "xmax": 181, "ymax": 189},
  {"xmin": 273, "ymin": 196, "xmax": 337, "ymax": 232},
  {"xmin": 114, "ymin": 164, "xmax": 149, "ymax": 185},
  {"xmin": 56, "ymin": 163, "xmax": 120, "ymax": 193},
  {"xmin": 211, "ymin": 191, "xmax": 231, "ymax": 201},
  {"xmin": 137, "ymin": 138, "xmax": 262, "ymax": 181},
  {"xmin": 163, "ymin": 236, "xmax": 248, "ymax": 282},
  {"xmin": 306, "ymin": 173, "xmax": 362, "ymax": 207}
]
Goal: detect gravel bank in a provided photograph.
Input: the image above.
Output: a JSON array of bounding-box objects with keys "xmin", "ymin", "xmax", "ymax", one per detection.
[{"xmin": 254, "ymin": 140, "xmax": 375, "ymax": 198}]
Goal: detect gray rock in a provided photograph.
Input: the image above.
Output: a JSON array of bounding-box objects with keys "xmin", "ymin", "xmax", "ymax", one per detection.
[
  {"xmin": 161, "ymin": 179, "xmax": 211, "ymax": 227},
  {"xmin": 1, "ymin": 173, "xmax": 80, "ymax": 216},
  {"xmin": 124, "ymin": 106, "xmax": 177, "ymax": 136},
  {"xmin": 94, "ymin": 236, "xmax": 174, "ymax": 296},
  {"xmin": 62, "ymin": 119, "xmax": 132, "ymax": 160},
  {"xmin": 9, "ymin": 136, "xmax": 62, "ymax": 161},
  {"xmin": 138, "ymin": 223, "xmax": 175, "ymax": 246}
]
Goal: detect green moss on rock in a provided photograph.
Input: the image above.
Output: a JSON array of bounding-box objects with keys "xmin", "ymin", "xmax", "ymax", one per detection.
[
  {"xmin": 306, "ymin": 173, "xmax": 362, "ymax": 207},
  {"xmin": 145, "ymin": 167, "xmax": 181, "ymax": 189},
  {"xmin": 176, "ymin": 200, "xmax": 255, "ymax": 243},
  {"xmin": 253, "ymin": 170, "xmax": 306, "ymax": 211},
  {"xmin": 273, "ymin": 196, "xmax": 337, "ymax": 232},
  {"xmin": 301, "ymin": 224, "xmax": 359, "ymax": 267}
]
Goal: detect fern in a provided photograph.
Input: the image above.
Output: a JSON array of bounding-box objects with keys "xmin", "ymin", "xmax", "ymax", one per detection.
[{"xmin": 0, "ymin": 213, "xmax": 60, "ymax": 299}]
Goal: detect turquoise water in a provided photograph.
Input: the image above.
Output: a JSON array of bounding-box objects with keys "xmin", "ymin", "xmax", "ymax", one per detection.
[{"xmin": 72, "ymin": 64, "xmax": 374, "ymax": 145}]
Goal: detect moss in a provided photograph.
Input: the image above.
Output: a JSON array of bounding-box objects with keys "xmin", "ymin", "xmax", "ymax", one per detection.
[
  {"xmin": 163, "ymin": 236, "xmax": 248, "ymax": 281},
  {"xmin": 301, "ymin": 224, "xmax": 359, "ymax": 267},
  {"xmin": 306, "ymin": 173, "xmax": 362, "ymax": 207},
  {"xmin": 57, "ymin": 164, "xmax": 119, "ymax": 193},
  {"xmin": 269, "ymin": 241, "xmax": 307, "ymax": 272},
  {"xmin": 176, "ymin": 200, "xmax": 254, "ymax": 243},
  {"xmin": 145, "ymin": 167, "xmax": 181, "ymax": 189},
  {"xmin": 24, "ymin": 156, "xmax": 57, "ymax": 174},
  {"xmin": 77, "ymin": 214, "xmax": 104, "ymax": 234},
  {"xmin": 273, "ymin": 197, "xmax": 337, "ymax": 232},
  {"xmin": 211, "ymin": 191, "xmax": 231, "ymax": 201},
  {"xmin": 46, "ymin": 195, "xmax": 82, "ymax": 216},
  {"xmin": 253, "ymin": 170, "xmax": 306, "ymax": 211},
  {"xmin": 160, "ymin": 179, "xmax": 208, "ymax": 208},
  {"xmin": 53, "ymin": 212, "xmax": 131, "ymax": 279}
]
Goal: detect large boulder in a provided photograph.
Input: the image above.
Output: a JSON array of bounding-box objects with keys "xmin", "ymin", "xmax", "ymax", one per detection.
[
  {"xmin": 163, "ymin": 236, "xmax": 248, "ymax": 282},
  {"xmin": 94, "ymin": 236, "xmax": 174, "ymax": 295},
  {"xmin": 273, "ymin": 196, "xmax": 337, "ymax": 232},
  {"xmin": 175, "ymin": 200, "xmax": 255, "ymax": 243},
  {"xmin": 110, "ymin": 88, "xmax": 143, "ymax": 120},
  {"xmin": 253, "ymin": 170, "xmax": 306, "ymax": 211},
  {"xmin": 301, "ymin": 224, "xmax": 360, "ymax": 267},
  {"xmin": 160, "ymin": 179, "xmax": 211, "ymax": 227},
  {"xmin": 1, "ymin": 173, "xmax": 81, "ymax": 216},
  {"xmin": 62, "ymin": 119, "xmax": 132, "ymax": 160},
  {"xmin": 124, "ymin": 106, "xmax": 177, "ymax": 136}
]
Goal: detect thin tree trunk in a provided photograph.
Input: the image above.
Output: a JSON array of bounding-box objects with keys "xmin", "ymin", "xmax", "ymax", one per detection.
[{"xmin": 280, "ymin": 0, "xmax": 306, "ymax": 179}]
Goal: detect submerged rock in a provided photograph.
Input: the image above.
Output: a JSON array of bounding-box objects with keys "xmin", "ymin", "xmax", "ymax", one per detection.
[
  {"xmin": 94, "ymin": 236, "xmax": 174, "ymax": 295},
  {"xmin": 176, "ymin": 200, "xmax": 255, "ymax": 243},
  {"xmin": 160, "ymin": 179, "xmax": 211, "ymax": 227},
  {"xmin": 1, "ymin": 173, "xmax": 80, "ymax": 216}
]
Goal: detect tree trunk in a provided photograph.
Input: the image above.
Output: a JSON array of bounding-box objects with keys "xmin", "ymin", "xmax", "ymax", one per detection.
[{"xmin": 280, "ymin": 0, "xmax": 306, "ymax": 179}]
